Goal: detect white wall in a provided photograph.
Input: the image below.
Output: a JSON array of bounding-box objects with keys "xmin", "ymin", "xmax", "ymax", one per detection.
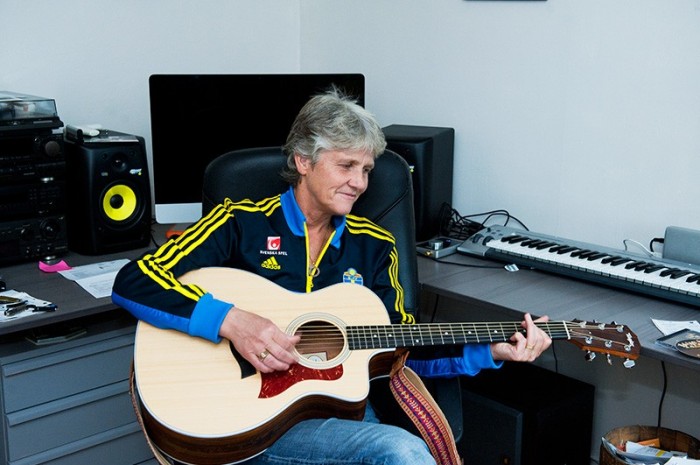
[
  {"xmin": 301, "ymin": 0, "xmax": 700, "ymax": 250},
  {"xmin": 3, "ymin": 0, "xmax": 698, "ymax": 249},
  {"xmin": 3, "ymin": 0, "xmax": 700, "ymax": 461},
  {"xmin": 0, "ymin": 0, "xmax": 302, "ymax": 170}
]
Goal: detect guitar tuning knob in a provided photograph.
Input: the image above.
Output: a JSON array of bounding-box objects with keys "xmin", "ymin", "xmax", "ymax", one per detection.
[
  {"xmin": 606, "ymin": 354, "xmax": 613, "ymax": 365},
  {"xmin": 585, "ymin": 351, "xmax": 596, "ymax": 362},
  {"xmin": 623, "ymin": 359, "xmax": 636, "ymax": 369}
]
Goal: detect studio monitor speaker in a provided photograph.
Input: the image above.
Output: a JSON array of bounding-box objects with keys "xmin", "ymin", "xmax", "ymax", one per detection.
[
  {"xmin": 65, "ymin": 130, "xmax": 151, "ymax": 255},
  {"xmin": 383, "ymin": 125, "xmax": 454, "ymax": 242}
]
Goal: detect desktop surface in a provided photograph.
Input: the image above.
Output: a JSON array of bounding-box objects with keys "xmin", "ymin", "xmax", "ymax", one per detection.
[
  {"xmin": 1, "ymin": 228, "xmax": 698, "ymax": 372},
  {"xmin": 417, "ymin": 254, "xmax": 700, "ymax": 371}
]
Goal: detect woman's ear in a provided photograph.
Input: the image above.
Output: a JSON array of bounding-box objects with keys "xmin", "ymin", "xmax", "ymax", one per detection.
[{"xmin": 294, "ymin": 153, "xmax": 311, "ymax": 175}]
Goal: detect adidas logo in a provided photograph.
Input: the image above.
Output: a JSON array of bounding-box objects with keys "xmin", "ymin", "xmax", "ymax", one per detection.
[{"xmin": 261, "ymin": 257, "xmax": 281, "ymax": 270}]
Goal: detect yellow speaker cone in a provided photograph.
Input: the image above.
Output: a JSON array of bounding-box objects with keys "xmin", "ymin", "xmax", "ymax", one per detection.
[{"xmin": 103, "ymin": 184, "xmax": 138, "ymax": 222}]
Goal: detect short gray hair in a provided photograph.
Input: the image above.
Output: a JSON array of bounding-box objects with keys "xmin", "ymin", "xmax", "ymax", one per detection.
[{"xmin": 281, "ymin": 87, "xmax": 386, "ymax": 185}]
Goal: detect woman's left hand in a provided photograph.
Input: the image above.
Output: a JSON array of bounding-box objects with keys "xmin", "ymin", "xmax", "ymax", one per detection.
[{"xmin": 490, "ymin": 313, "xmax": 552, "ymax": 362}]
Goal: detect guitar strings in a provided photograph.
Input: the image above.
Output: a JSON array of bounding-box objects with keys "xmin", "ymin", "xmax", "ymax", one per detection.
[{"xmin": 291, "ymin": 321, "xmax": 634, "ymax": 352}]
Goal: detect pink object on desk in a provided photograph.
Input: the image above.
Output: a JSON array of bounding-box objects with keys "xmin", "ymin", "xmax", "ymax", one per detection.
[{"xmin": 39, "ymin": 260, "xmax": 72, "ymax": 273}]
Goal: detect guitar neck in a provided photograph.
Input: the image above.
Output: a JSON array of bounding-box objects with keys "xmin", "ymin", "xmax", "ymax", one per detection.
[{"xmin": 347, "ymin": 321, "xmax": 570, "ymax": 350}]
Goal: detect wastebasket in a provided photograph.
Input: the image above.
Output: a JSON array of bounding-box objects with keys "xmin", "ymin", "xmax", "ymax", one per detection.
[{"xmin": 600, "ymin": 425, "xmax": 700, "ymax": 465}]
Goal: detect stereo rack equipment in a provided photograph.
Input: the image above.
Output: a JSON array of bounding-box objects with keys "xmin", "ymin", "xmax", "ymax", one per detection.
[
  {"xmin": 0, "ymin": 91, "xmax": 67, "ymax": 266},
  {"xmin": 0, "ymin": 216, "xmax": 68, "ymax": 266},
  {"xmin": 0, "ymin": 91, "xmax": 63, "ymax": 132}
]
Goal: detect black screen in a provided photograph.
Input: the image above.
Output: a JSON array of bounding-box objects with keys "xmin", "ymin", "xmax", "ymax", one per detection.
[{"xmin": 149, "ymin": 74, "xmax": 365, "ymax": 223}]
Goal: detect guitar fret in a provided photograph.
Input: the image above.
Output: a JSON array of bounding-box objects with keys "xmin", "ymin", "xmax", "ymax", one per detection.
[
  {"xmin": 427, "ymin": 324, "xmax": 435, "ymax": 346},
  {"xmin": 411, "ymin": 325, "xmax": 421, "ymax": 347},
  {"xmin": 382, "ymin": 326, "xmax": 390, "ymax": 347},
  {"xmin": 470, "ymin": 322, "xmax": 479, "ymax": 344}
]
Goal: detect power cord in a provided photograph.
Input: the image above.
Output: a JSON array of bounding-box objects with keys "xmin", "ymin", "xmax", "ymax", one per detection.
[
  {"xmin": 657, "ymin": 361, "xmax": 667, "ymax": 428},
  {"xmin": 438, "ymin": 203, "xmax": 530, "ymax": 240},
  {"xmin": 623, "ymin": 239, "xmax": 661, "ymax": 258},
  {"xmin": 650, "ymin": 237, "xmax": 664, "ymax": 254}
]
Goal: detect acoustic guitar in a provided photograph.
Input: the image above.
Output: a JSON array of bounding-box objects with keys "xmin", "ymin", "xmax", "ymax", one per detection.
[{"xmin": 132, "ymin": 267, "xmax": 640, "ymax": 465}]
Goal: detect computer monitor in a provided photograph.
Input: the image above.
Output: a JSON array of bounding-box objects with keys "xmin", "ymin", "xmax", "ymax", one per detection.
[{"xmin": 149, "ymin": 73, "xmax": 365, "ymax": 225}]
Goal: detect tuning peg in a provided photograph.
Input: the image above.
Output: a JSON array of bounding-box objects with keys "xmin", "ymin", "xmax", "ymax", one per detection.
[
  {"xmin": 606, "ymin": 354, "xmax": 613, "ymax": 365},
  {"xmin": 623, "ymin": 359, "xmax": 636, "ymax": 369},
  {"xmin": 585, "ymin": 351, "xmax": 596, "ymax": 362}
]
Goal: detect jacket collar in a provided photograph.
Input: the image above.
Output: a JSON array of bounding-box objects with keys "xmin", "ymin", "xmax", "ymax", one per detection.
[{"xmin": 280, "ymin": 186, "xmax": 345, "ymax": 248}]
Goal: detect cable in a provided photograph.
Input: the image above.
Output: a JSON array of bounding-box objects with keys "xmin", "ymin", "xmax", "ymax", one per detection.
[
  {"xmin": 657, "ymin": 361, "xmax": 667, "ymax": 428},
  {"xmin": 550, "ymin": 337, "xmax": 559, "ymax": 374},
  {"xmin": 430, "ymin": 257, "xmax": 505, "ymax": 269},
  {"xmin": 650, "ymin": 237, "xmax": 664, "ymax": 254},
  {"xmin": 438, "ymin": 203, "xmax": 529, "ymax": 240},
  {"xmin": 623, "ymin": 239, "xmax": 658, "ymax": 258},
  {"xmin": 427, "ymin": 293, "xmax": 441, "ymax": 323},
  {"xmin": 149, "ymin": 220, "xmax": 162, "ymax": 249}
]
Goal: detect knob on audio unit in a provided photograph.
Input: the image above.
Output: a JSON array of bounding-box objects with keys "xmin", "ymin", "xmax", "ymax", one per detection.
[{"xmin": 0, "ymin": 216, "xmax": 68, "ymax": 266}]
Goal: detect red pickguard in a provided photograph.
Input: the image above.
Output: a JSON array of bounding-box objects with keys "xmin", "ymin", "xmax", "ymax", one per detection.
[{"xmin": 259, "ymin": 364, "xmax": 344, "ymax": 398}]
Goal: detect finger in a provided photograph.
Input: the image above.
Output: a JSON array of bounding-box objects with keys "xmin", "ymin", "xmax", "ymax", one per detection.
[
  {"xmin": 265, "ymin": 339, "xmax": 300, "ymax": 366},
  {"xmin": 252, "ymin": 346, "xmax": 295, "ymax": 372},
  {"xmin": 247, "ymin": 350, "xmax": 275, "ymax": 373}
]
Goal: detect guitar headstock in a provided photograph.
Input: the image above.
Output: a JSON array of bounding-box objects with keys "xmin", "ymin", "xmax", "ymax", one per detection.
[{"xmin": 565, "ymin": 320, "xmax": 640, "ymax": 368}]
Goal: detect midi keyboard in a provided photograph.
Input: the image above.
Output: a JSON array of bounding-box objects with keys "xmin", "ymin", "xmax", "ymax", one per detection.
[{"xmin": 457, "ymin": 225, "xmax": 700, "ymax": 308}]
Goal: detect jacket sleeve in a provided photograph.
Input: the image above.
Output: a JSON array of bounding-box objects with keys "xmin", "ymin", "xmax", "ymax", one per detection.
[
  {"xmin": 405, "ymin": 344, "xmax": 503, "ymax": 378},
  {"xmin": 111, "ymin": 202, "xmax": 237, "ymax": 342}
]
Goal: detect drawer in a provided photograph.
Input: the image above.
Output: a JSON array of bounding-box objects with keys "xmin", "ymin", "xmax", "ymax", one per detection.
[
  {"xmin": 2, "ymin": 334, "xmax": 134, "ymax": 412},
  {"xmin": 6, "ymin": 381, "xmax": 136, "ymax": 461},
  {"xmin": 10, "ymin": 422, "xmax": 153, "ymax": 465}
]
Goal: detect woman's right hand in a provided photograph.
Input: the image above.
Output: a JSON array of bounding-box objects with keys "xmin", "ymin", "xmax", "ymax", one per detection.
[{"xmin": 219, "ymin": 307, "xmax": 300, "ymax": 373}]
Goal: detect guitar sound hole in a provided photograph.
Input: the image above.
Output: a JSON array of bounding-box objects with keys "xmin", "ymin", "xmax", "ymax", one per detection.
[{"xmin": 295, "ymin": 320, "xmax": 344, "ymax": 363}]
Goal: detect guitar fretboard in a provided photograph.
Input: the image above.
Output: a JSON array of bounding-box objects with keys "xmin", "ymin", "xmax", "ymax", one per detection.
[{"xmin": 347, "ymin": 321, "xmax": 571, "ymax": 350}]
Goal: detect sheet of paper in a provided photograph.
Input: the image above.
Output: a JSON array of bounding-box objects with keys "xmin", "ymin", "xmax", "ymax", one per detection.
[
  {"xmin": 58, "ymin": 259, "xmax": 129, "ymax": 298},
  {"xmin": 667, "ymin": 458, "xmax": 700, "ymax": 464},
  {"xmin": 651, "ymin": 319, "xmax": 700, "ymax": 336}
]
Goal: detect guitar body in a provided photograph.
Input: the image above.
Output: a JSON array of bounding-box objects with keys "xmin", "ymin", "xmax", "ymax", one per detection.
[
  {"xmin": 133, "ymin": 267, "xmax": 641, "ymax": 464},
  {"xmin": 134, "ymin": 267, "xmax": 395, "ymax": 464}
]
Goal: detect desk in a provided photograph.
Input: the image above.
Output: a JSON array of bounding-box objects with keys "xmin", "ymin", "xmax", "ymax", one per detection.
[
  {"xmin": 1, "ymin": 238, "xmax": 698, "ymax": 465},
  {"xmin": 0, "ymin": 244, "xmax": 155, "ymax": 465},
  {"xmin": 417, "ymin": 254, "xmax": 700, "ymax": 371},
  {"xmin": 418, "ymin": 253, "xmax": 700, "ymax": 461},
  {"xmin": 0, "ymin": 247, "xmax": 149, "ymax": 338}
]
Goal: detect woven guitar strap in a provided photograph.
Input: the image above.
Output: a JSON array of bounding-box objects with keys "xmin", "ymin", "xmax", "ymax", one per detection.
[{"xmin": 389, "ymin": 351, "xmax": 463, "ymax": 465}]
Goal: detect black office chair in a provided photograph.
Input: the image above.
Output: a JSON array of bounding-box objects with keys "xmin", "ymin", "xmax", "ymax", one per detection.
[{"xmin": 202, "ymin": 146, "xmax": 463, "ymax": 443}]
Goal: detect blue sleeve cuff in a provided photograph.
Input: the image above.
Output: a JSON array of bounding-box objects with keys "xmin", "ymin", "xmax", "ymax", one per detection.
[
  {"xmin": 405, "ymin": 344, "xmax": 504, "ymax": 378},
  {"xmin": 188, "ymin": 293, "xmax": 233, "ymax": 343},
  {"xmin": 112, "ymin": 291, "xmax": 190, "ymax": 333}
]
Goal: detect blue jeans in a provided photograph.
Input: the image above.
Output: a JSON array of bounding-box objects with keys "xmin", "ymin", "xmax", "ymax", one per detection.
[{"xmin": 241, "ymin": 403, "xmax": 436, "ymax": 465}]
